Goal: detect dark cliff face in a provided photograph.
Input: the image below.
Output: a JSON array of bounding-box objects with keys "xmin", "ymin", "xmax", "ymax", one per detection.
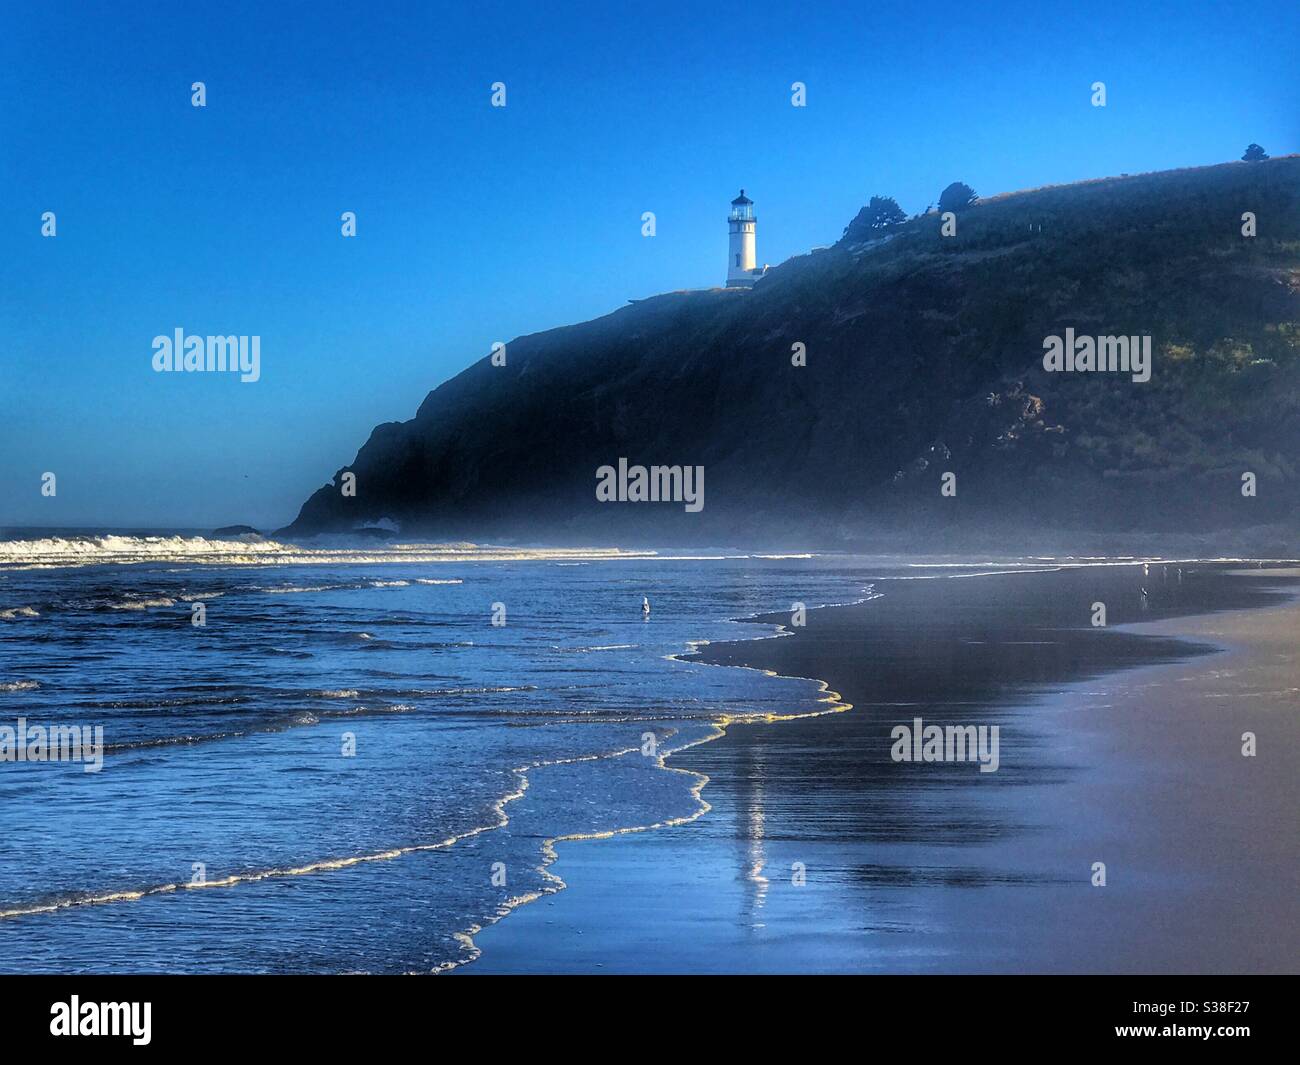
[{"xmin": 285, "ymin": 158, "xmax": 1300, "ymax": 548}]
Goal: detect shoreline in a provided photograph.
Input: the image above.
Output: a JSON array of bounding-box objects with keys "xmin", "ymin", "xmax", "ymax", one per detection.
[
  {"xmin": 4, "ymin": 557, "xmax": 1292, "ymax": 972},
  {"xmin": 464, "ymin": 562, "xmax": 1300, "ymax": 973},
  {"xmin": 443, "ymin": 637, "xmax": 858, "ymax": 971}
]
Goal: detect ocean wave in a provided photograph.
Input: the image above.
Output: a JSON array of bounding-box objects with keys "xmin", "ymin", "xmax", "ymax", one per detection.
[
  {"xmin": 321, "ymin": 703, "xmax": 419, "ymax": 717},
  {"xmin": 0, "ymin": 739, "xmax": 650, "ymax": 936},
  {"xmin": 406, "ymin": 685, "xmax": 536, "ymax": 696},
  {"xmin": 415, "ymin": 578, "xmax": 463, "ymax": 585},
  {"xmin": 317, "ymin": 685, "xmax": 536, "ymax": 701},
  {"xmin": 107, "ymin": 597, "xmax": 177, "ymax": 611},
  {"xmin": 0, "ymin": 607, "xmax": 40, "ymax": 619},
  {"xmin": 0, "ymin": 534, "xmax": 290, "ymax": 568},
  {"xmin": 0, "ymin": 535, "xmax": 661, "ymax": 570},
  {"xmin": 260, "ymin": 583, "xmax": 351, "ymax": 594},
  {"xmin": 98, "ymin": 694, "xmax": 251, "ymax": 709},
  {"xmin": 104, "ymin": 730, "xmax": 251, "ymax": 752},
  {"xmin": 0, "ymin": 680, "xmax": 40, "ymax": 692},
  {"xmin": 44, "ymin": 592, "xmax": 218, "ymax": 614}
]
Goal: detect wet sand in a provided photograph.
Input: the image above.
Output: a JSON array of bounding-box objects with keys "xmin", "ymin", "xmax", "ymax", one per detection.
[{"xmin": 465, "ymin": 564, "xmax": 1300, "ymax": 974}]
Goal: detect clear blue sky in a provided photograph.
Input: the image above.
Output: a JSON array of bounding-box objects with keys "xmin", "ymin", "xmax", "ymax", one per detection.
[{"xmin": 2, "ymin": 0, "xmax": 1296, "ymax": 529}]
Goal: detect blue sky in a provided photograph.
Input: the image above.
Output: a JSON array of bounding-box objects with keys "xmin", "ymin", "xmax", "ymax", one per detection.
[{"xmin": 2, "ymin": 0, "xmax": 1296, "ymax": 529}]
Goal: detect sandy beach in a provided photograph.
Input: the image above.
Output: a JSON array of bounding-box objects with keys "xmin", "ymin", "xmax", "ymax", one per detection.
[{"xmin": 466, "ymin": 564, "xmax": 1300, "ymax": 973}]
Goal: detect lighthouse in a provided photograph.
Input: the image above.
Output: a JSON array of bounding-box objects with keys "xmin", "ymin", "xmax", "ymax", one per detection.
[{"xmin": 726, "ymin": 190, "xmax": 764, "ymax": 288}]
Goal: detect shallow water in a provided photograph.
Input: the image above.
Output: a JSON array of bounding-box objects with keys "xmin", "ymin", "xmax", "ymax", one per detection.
[{"xmin": 0, "ymin": 538, "xmax": 884, "ymax": 972}]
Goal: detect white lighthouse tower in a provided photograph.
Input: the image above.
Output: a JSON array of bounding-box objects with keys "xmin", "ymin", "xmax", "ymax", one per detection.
[{"xmin": 726, "ymin": 190, "xmax": 761, "ymax": 288}]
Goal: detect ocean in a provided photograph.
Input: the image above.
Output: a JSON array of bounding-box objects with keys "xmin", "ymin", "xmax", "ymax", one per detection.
[
  {"xmin": 0, "ymin": 534, "xmax": 884, "ymax": 973},
  {"xmin": 4, "ymin": 536, "xmax": 1289, "ymax": 974}
]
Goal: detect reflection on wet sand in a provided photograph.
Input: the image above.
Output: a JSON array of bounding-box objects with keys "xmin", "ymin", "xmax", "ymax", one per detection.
[{"xmin": 737, "ymin": 743, "xmax": 769, "ymax": 931}]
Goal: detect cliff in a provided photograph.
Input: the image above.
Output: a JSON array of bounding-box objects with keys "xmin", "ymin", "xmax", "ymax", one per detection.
[{"xmin": 285, "ymin": 157, "xmax": 1300, "ymax": 550}]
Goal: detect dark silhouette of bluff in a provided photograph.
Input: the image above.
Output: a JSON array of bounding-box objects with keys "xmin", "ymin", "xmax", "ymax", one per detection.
[{"xmin": 285, "ymin": 158, "xmax": 1300, "ymax": 550}]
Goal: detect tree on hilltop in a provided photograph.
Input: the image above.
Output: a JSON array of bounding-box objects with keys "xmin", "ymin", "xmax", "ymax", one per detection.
[
  {"xmin": 864, "ymin": 195, "xmax": 907, "ymax": 228},
  {"xmin": 1241, "ymin": 143, "xmax": 1269, "ymax": 162},
  {"xmin": 938, "ymin": 181, "xmax": 978, "ymax": 213},
  {"xmin": 841, "ymin": 195, "xmax": 908, "ymax": 241}
]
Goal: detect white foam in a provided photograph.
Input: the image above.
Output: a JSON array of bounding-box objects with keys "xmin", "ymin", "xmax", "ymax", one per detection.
[
  {"xmin": 0, "ymin": 535, "xmax": 663, "ymax": 570},
  {"xmin": 260, "ymin": 584, "xmax": 349, "ymax": 594},
  {"xmin": 108, "ymin": 597, "xmax": 177, "ymax": 611}
]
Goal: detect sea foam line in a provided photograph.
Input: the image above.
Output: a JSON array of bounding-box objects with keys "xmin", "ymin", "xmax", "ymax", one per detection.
[
  {"xmin": 435, "ymin": 633, "xmax": 856, "ymax": 973},
  {"xmin": 0, "ymin": 535, "xmax": 663, "ymax": 570},
  {"xmin": 445, "ymin": 588, "xmax": 877, "ymax": 971},
  {"xmin": 0, "ymin": 743, "xmax": 643, "ymax": 923}
]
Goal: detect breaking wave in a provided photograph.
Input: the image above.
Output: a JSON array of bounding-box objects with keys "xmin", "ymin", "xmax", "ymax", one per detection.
[
  {"xmin": 107, "ymin": 597, "xmax": 177, "ymax": 611},
  {"xmin": 0, "ymin": 535, "xmax": 660, "ymax": 570}
]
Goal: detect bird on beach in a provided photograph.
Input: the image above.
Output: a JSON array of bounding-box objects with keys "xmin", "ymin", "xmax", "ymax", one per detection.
[{"xmin": 642, "ymin": 596, "xmax": 650, "ymax": 617}]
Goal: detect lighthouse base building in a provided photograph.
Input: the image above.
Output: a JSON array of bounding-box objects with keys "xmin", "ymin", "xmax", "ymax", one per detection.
[{"xmin": 725, "ymin": 190, "xmax": 768, "ymax": 288}]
